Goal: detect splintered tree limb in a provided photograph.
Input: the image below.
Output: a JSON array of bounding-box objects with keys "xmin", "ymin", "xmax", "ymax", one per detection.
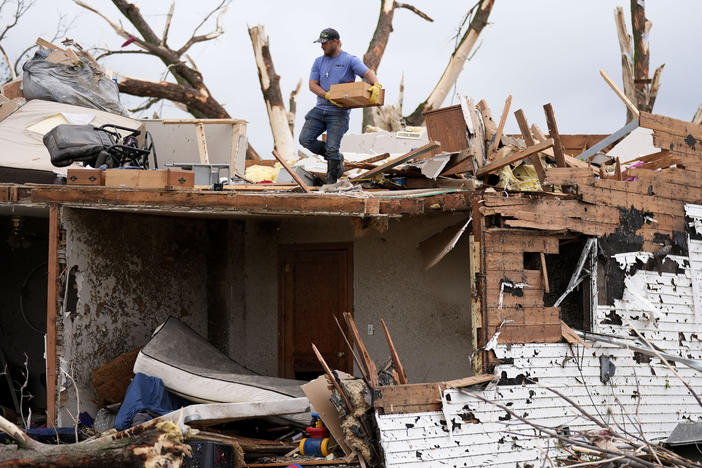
[
  {"xmin": 405, "ymin": 0, "xmax": 494, "ymax": 126},
  {"xmin": 614, "ymin": 6, "xmax": 636, "ymax": 122},
  {"xmin": 248, "ymin": 24, "xmax": 296, "ymax": 159},
  {"xmin": 117, "ymin": 77, "xmax": 228, "ymax": 118},
  {"xmin": 0, "ymin": 419, "xmax": 191, "ymax": 467},
  {"xmin": 288, "ymin": 78, "xmax": 302, "ymax": 135},
  {"xmin": 362, "ymin": 0, "xmax": 433, "ymax": 130}
]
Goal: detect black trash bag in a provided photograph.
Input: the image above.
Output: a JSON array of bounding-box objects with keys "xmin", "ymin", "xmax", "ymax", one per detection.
[
  {"xmin": 43, "ymin": 124, "xmax": 115, "ymax": 168},
  {"xmin": 23, "ymin": 48, "xmax": 126, "ymax": 115}
]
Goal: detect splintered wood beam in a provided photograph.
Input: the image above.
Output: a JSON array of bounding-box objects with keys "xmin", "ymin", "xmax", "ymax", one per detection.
[
  {"xmin": 333, "ymin": 315, "xmax": 369, "ymax": 383},
  {"xmin": 490, "ymin": 95, "xmax": 512, "ymax": 154},
  {"xmin": 476, "ymin": 139, "xmax": 554, "ymax": 177},
  {"xmin": 543, "ymin": 103, "xmax": 567, "ymax": 168},
  {"xmin": 600, "ymin": 68, "xmax": 640, "ymax": 118},
  {"xmin": 514, "ymin": 109, "xmax": 546, "ymax": 182},
  {"xmin": 311, "ymin": 343, "xmax": 354, "ymax": 413},
  {"xmin": 615, "ymin": 157, "xmax": 622, "ymax": 181},
  {"xmin": 46, "ymin": 205, "xmax": 59, "ymax": 427},
  {"xmin": 380, "ymin": 319, "xmax": 408, "ymax": 384},
  {"xmin": 351, "ymin": 142, "xmax": 439, "ymax": 181},
  {"xmin": 271, "ymin": 149, "xmax": 310, "ymax": 193},
  {"xmin": 343, "ymin": 312, "xmax": 379, "ymax": 387}
]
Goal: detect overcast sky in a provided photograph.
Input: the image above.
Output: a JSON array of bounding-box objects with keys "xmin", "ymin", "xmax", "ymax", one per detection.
[{"xmin": 3, "ymin": 1, "xmax": 702, "ymax": 158}]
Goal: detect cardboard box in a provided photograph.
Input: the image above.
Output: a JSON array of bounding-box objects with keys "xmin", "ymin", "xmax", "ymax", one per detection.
[
  {"xmin": 66, "ymin": 168, "xmax": 105, "ymax": 186},
  {"xmin": 327, "ymin": 82, "xmax": 384, "ymax": 108}
]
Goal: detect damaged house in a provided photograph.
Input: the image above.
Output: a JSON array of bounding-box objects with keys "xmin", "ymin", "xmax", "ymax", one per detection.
[{"xmin": 1, "ymin": 39, "xmax": 702, "ymax": 468}]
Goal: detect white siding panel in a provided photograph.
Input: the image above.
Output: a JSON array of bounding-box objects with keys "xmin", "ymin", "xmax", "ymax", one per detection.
[{"xmin": 378, "ymin": 204, "xmax": 702, "ymax": 468}]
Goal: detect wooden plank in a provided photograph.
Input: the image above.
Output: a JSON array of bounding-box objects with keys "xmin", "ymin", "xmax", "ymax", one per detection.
[
  {"xmin": 485, "ymin": 252, "xmax": 523, "ymax": 271},
  {"xmin": 513, "ymin": 109, "xmax": 546, "ymax": 181},
  {"xmin": 650, "ymin": 129, "xmax": 702, "ymax": 156},
  {"xmin": 578, "ymin": 185, "xmax": 685, "ymax": 217},
  {"xmin": 639, "ymin": 111, "xmax": 702, "ymax": 139},
  {"xmin": 627, "ymin": 167, "xmax": 702, "ymax": 189},
  {"xmin": 486, "ymin": 287, "xmax": 544, "ymax": 309},
  {"xmin": 475, "ymin": 139, "xmax": 554, "ymax": 177},
  {"xmin": 351, "ymin": 142, "xmax": 439, "ymax": 181},
  {"xmin": 543, "ymin": 167, "xmax": 595, "ymax": 186},
  {"xmin": 487, "ymin": 307, "xmax": 560, "ymax": 327},
  {"xmin": 483, "ymin": 230, "xmax": 559, "ymax": 254},
  {"xmin": 600, "ymin": 68, "xmax": 640, "ymax": 118},
  {"xmin": 36, "ymin": 37, "xmax": 62, "ymax": 50},
  {"xmin": 497, "ymin": 323, "xmax": 562, "ymax": 344},
  {"xmin": 490, "ymin": 95, "xmax": 512, "ymax": 154},
  {"xmin": 486, "ymin": 270, "xmax": 542, "ymax": 290},
  {"xmin": 311, "ymin": 344, "xmax": 354, "ymax": 413},
  {"xmin": 380, "ymin": 319, "xmax": 408, "ymax": 385},
  {"xmin": 373, "ymin": 383, "xmax": 442, "ymax": 408},
  {"xmin": 46, "ymin": 205, "xmax": 59, "ymax": 427},
  {"xmin": 444, "ymin": 374, "xmax": 495, "ymax": 389},
  {"xmin": 195, "ymin": 122, "xmax": 209, "ymax": 164},
  {"xmin": 271, "ymin": 149, "xmax": 311, "ymax": 193},
  {"xmin": 575, "ymin": 119, "xmax": 640, "ymax": 161},
  {"xmin": 229, "ymin": 123, "xmax": 246, "ymax": 177},
  {"xmin": 543, "ymin": 103, "xmax": 567, "ymax": 168},
  {"xmin": 343, "ymin": 312, "xmax": 379, "ymax": 388}
]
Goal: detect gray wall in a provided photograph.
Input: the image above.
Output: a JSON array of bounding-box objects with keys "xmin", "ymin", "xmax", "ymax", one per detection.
[
  {"xmin": 59, "ymin": 208, "xmax": 212, "ymax": 424},
  {"xmin": 59, "ymin": 210, "xmax": 472, "ymax": 424},
  {"xmin": 238, "ymin": 214, "xmax": 473, "ymax": 383}
]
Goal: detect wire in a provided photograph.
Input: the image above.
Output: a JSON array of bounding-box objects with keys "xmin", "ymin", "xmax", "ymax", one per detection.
[{"xmin": 19, "ymin": 262, "xmax": 47, "ymax": 335}]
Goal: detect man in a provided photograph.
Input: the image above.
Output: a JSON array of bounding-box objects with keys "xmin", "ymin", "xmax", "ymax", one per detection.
[{"xmin": 299, "ymin": 28, "xmax": 380, "ymax": 184}]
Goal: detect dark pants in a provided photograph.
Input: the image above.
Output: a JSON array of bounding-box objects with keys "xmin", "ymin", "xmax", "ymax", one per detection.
[{"xmin": 298, "ymin": 106, "xmax": 350, "ymax": 161}]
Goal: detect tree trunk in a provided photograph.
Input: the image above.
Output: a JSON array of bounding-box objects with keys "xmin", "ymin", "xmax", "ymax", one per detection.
[
  {"xmin": 405, "ymin": 0, "xmax": 494, "ymax": 126},
  {"xmin": 631, "ymin": 0, "xmax": 650, "ymax": 112},
  {"xmin": 248, "ymin": 25, "xmax": 296, "ymax": 160},
  {"xmin": 361, "ymin": 0, "xmax": 433, "ymax": 131},
  {"xmin": 362, "ymin": 0, "xmax": 396, "ymax": 131},
  {"xmin": 0, "ymin": 416, "xmax": 190, "ymax": 468}
]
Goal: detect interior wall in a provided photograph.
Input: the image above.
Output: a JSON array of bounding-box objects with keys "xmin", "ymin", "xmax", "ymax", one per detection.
[
  {"xmin": 0, "ymin": 214, "xmax": 48, "ymax": 418},
  {"xmin": 241, "ymin": 213, "xmax": 472, "ymax": 383},
  {"xmin": 59, "ymin": 208, "xmax": 212, "ymax": 424}
]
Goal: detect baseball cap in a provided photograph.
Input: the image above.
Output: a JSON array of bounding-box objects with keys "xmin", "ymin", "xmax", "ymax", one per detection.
[{"xmin": 313, "ymin": 28, "xmax": 340, "ymax": 43}]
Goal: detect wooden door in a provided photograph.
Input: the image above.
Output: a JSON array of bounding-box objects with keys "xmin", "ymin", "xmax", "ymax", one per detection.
[{"xmin": 278, "ymin": 243, "xmax": 352, "ymax": 380}]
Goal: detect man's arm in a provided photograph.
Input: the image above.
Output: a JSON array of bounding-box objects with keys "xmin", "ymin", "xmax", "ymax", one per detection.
[
  {"xmin": 363, "ymin": 69, "xmax": 378, "ymax": 85},
  {"xmin": 309, "ymin": 79, "xmax": 327, "ymax": 98}
]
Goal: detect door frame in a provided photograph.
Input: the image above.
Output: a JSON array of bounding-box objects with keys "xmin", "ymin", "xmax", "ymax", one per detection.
[{"xmin": 277, "ymin": 242, "xmax": 353, "ymax": 378}]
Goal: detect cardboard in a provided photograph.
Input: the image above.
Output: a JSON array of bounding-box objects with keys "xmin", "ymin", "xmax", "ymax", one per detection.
[
  {"xmin": 327, "ymin": 82, "xmax": 384, "ymax": 108},
  {"xmin": 301, "ymin": 373, "xmax": 353, "ymax": 456}
]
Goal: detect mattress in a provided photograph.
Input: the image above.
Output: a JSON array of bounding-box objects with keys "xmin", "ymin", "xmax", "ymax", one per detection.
[{"xmin": 134, "ymin": 317, "xmax": 311, "ymax": 425}]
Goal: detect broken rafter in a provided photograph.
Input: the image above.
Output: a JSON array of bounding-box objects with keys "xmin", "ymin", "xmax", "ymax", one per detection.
[
  {"xmin": 380, "ymin": 319, "xmax": 408, "ymax": 384},
  {"xmin": 475, "ymin": 139, "xmax": 553, "ymax": 177}
]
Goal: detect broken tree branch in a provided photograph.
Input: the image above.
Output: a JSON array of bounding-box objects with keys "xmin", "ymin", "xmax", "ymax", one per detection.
[{"xmin": 405, "ymin": 0, "xmax": 494, "ymax": 126}]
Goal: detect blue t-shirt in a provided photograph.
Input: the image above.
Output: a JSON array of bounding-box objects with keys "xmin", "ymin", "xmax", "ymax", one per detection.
[{"xmin": 310, "ymin": 51, "xmax": 369, "ymax": 110}]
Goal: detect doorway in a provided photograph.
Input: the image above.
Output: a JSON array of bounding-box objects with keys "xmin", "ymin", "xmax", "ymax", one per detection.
[{"xmin": 278, "ymin": 243, "xmax": 353, "ymax": 380}]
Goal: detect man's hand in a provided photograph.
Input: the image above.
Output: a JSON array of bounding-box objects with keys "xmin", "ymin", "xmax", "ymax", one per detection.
[
  {"xmin": 368, "ymin": 83, "xmax": 382, "ymax": 105},
  {"xmin": 324, "ymin": 91, "xmax": 345, "ymax": 108}
]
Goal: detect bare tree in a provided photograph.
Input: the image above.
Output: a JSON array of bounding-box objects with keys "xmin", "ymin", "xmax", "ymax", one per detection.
[
  {"xmin": 0, "ymin": 0, "xmax": 34, "ymax": 83},
  {"xmin": 614, "ymin": 1, "xmax": 663, "ymax": 122},
  {"xmin": 361, "ymin": 0, "xmax": 433, "ymax": 130},
  {"xmin": 74, "ymin": 0, "xmax": 266, "ymax": 160},
  {"xmin": 74, "ymin": 0, "xmax": 229, "ymax": 118},
  {"xmin": 404, "ymin": 0, "xmax": 494, "ymax": 126}
]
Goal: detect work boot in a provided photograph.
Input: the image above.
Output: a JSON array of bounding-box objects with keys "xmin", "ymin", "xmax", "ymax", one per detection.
[{"xmin": 326, "ymin": 158, "xmax": 344, "ymax": 185}]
